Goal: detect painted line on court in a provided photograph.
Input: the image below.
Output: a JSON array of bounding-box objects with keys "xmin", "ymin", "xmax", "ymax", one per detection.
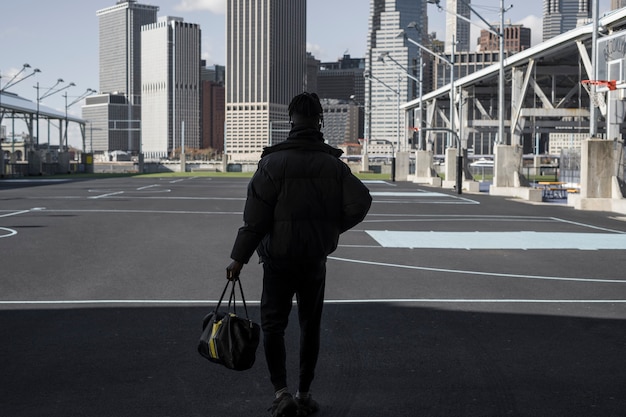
[
  {"xmin": 89, "ymin": 191, "xmax": 125, "ymax": 199},
  {"xmin": 1, "ymin": 298, "xmax": 625, "ymax": 306},
  {"xmin": 136, "ymin": 184, "xmax": 161, "ymax": 190},
  {"xmin": 28, "ymin": 208, "xmax": 243, "ymax": 215},
  {"xmin": 0, "ymin": 210, "xmax": 32, "ymax": 218},
  {"xmin": 0, "ymin": 227, "xmax": 17, "ymax": 238},
  {"xmin": 328, "ymin": 256, "xmax": 626, "ymax": 283}
]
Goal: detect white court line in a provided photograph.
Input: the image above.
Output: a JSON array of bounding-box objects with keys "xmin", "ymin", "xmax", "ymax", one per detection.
[
  {"xmin": 0, "ymin": 227, "xmax": 17, "ymax": 238},
  {"xmin": 328, "ymin": 256, "xmax": 626, "ymax": 283},
  {"xmin": 89, "ymin": 191, "xmax": 124, "ymax": 199},
  {"xmin": 0, "ymin": 210, "xmax": 31, "ymax": 218},
  {"xmin": 1, "ymin": 299, "xmax": 625, "ymax": 306},
  {"xmin": 371, "ymin": 192, "xmax": 448, "ymax": 197},
  {"xmin": 136, "ymin": 184, "xmax": 160, "ymax": 190},
  {"xmin": 32, "ymin": 208, "xmax": 242, "ymax": 215}
]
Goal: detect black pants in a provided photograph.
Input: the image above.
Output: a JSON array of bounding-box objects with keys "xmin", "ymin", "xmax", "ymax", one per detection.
[{"xmin": 261, "ymin": 259, "xmax": 326, "ymax": 394}]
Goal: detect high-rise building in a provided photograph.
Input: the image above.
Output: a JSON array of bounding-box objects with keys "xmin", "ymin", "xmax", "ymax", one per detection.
[
  {"xmin": 200, "ymin": 62, "xmax": 225, "ymax": 153},
  {"xmin": 317, "ymin": 54, "xmax": 366, "ymax": 139},
  {"xmin": 543, "ymin": 0, "xmax": 592, "ymax": 41},
  {"xmin": 612, "ymin": 0, "xmax": 626, "ymax": 9},
  {"xmin": 83, "ymin": 0, "xmax": 158, "ymax": 154},
  {"xmin": 445, "ymin": 0, "xmax": 471, "ymax": 54},
  {"xmin": 141, "ymin": 17, "xmax": 201, "ymax": 159},
  {"xmin": 225, "ymin": 0, "xmax": 306, "ymax": 161},
  {"xmin": 320, "ymin": 99, "xmax": 360, "ymax": 149},
  {"xmin": 479, "ymin": 24, "xmax": 531, "ymax": 53},
  {"xmin": 366, "ymin": 0, "xmax": 428, "ymax": 155}
]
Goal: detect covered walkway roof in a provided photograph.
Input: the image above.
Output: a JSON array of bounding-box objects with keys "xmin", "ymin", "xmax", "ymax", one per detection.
[
  {"xmin": 403, "ymin": 8, "xmax": 626, "ymax": 110},
  {"xmin": 399, "ymin": 7, "xmax": 626, "ymax": 155},
  {"xmin": 1, "ymin": 90, "xmax": 85, "ymax": 124}
]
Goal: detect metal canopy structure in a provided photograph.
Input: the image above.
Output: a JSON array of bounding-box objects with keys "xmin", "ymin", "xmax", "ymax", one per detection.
[
  {"xmin": 402, "ymin": 7, "xmax": 626, "ymax": 156},
  {"xmin": 1, "ymin": 90, "xmax": 87, "ymax": 151}
]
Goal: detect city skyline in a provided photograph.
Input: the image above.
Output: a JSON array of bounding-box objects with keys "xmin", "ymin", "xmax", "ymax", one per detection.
[{"xmin": 1, "ymin": 0, "xmax": 613, "ymax": 149}]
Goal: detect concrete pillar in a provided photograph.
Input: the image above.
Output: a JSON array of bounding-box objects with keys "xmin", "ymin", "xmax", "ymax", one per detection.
[
  {"xmin": 443, "ymin": 147, "xmax": 457, "ymax": 188},
  {"xmin": 28, "ymin": 151, "xmax": 42, "ymax": 176},
  {"xmin": 180, "ymin": 153, "xmax": 186, "ymax": 173},
  {"xmin": 395, "ymin": 151, "xmax": 410, "ymax": 181},
  {"xmin": 414, "ymin": 150, "xmax": 434, "ymax": 177},
  {"xmin": 57, "ymin": 152, "xmax": 71, "ymax": 174},
  {"xmin": 493, "ymin": 144, "xmax": 522, "ymax": 188},
  {"xmin": 580, "ymin": 139, "xmax": 615, "ymax": 198},
  {"xmin": 138, "ymin": 153, "xmax": 144, "ymax": 174}
]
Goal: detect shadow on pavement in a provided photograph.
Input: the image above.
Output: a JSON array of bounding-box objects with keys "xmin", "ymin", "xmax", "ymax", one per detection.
[{"xmin": 1, "ymin": 303, "xmax": 624, "ymax": 417}]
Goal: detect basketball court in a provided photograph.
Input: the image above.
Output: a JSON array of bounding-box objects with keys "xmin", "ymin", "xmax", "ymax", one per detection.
[{"xmin": 1, "ymin": 176, "xmax": 625, "ymax": 416}]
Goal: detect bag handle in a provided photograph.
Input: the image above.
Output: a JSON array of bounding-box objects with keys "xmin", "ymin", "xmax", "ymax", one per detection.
[{"xmin": 214, "ymin": 278, "xmax": 251, "ymax": 319}]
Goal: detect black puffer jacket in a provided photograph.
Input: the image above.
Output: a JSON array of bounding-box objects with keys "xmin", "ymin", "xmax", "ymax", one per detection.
[{"xmin": 230, "ymin": 126, "xmax": 372, "ymax": 264}]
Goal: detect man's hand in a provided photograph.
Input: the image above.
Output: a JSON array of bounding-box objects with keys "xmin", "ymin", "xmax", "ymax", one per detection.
[{"xmin": 226, "ymin": 260, "xmax": 243, "ymax": 281}]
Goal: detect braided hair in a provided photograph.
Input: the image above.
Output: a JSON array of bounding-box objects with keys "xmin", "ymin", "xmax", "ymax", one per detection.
[{"xmin": 288, "ymin": 92, "xmax": 324, "ymax": 128}]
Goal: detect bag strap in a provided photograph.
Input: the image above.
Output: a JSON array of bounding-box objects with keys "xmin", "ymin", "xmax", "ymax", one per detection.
[
  {"xmin": 214, "ymin": 278, "xmax": 251, "ymax": 319},
  {"xmin": 236, "ymin": 278, "xmax": 250, "ymax": 319},
  {"xmin": 214, "ymin": 280, "xmax": 231, "ymax": 311}
]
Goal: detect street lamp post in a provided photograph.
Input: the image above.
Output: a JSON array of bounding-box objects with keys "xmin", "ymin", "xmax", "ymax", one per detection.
[
  {"xmin": 427, "ymin": 0, "xmax": 509, "ymax": 145},
  {"xmin": 349, "ymin": 94, "xmax": 370, "ymax": 172},
  {"xmin": 399, "ymin": 30, "xmax": 462, "ymax": 191},
  {"xmin": 35, "ymin": 79, "xmax": 75, "ymax": 148},
  {"xmin": 1, "ymin": 64, "xmax": 41, "ymax": 124},
  {"xmin": 379, "ymin": 51, "xmax": 424, "ymax": 151},
  {"xmin": 365, "ymin": 69, "xmax": 400, "ymax": 181}
]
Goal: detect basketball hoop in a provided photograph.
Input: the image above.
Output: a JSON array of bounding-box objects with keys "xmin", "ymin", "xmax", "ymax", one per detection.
[
  {"xmin": 581, "ymin": 79, "xmax": 617, "ymax": 91},
  {"xmin": 581, "ymin": 80, "xmax": 615, "ymax": 108}
]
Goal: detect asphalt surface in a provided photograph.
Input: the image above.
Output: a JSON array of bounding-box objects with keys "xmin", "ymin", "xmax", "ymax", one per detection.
[{"xmin": 1, "ymin": 176, "xmax": 625, "ymax": 417}]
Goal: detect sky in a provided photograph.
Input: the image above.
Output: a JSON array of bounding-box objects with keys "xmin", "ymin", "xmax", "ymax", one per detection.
[{"xmin": 0, "ymin": 0, "xmax": 613, "ymax": 149}]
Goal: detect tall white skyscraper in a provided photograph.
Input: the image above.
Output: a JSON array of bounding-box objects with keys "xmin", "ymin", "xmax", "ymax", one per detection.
[
  {"xmin": 141, "ymin": 16, "xmax": 201, "ymax": 159},
  {"xmin": 83, "ymin": 0, "xmax": 158, "ymax": 153},
  {"xmin": 445, "ymin": 0, "xmax": 471, "ymax": 54},
  {"xmin": 225, "ymin": 0, "xmax": 307, "ymax": 162},
  {"xmin": 543, "ymin": 0, "xmax": 592, "ymax": 41},
  {"xmin": 366, "ymin": 0, "xmax": 427, "ymax": 155}
]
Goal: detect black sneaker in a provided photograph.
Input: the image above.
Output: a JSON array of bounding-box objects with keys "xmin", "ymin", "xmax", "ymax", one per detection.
[
  {"xmin": 296, "ymin": 394, "xmax": 319, "ymax": 416},
  {"xmin": 270, "ymin": 392, "xmax": 298, "ymax": 417}
]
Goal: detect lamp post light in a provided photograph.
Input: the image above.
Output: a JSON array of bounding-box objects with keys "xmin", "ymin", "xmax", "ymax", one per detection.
[
  {"xmin": 364, "ymin": 70, "xmax": 400, "ymax": 181},
  {"xmin": 1, "ymin": 65, "xmax": 41, "ymax": 124},
  {"xmin": 398, "ymin": 30, "xmax": 456, "ymax": 149},
  {"xmin": 35, "ymin": 79, "xmax": 75, "ymax": 148},
  {"xmin": 349, "ymin": 94, "xmax": 369, "ymax": 171},
  {"xmin": 427, "ymin": 0, "xmax": 509, "ymax": 145},
  {"xmin": 1, "ymin": 64, "xmax": 42, "ymax": 92},
  {"xmin": 397, "ymin": 31, "xmax": 463, "ymax": 193},
  {"xmin": 379, "ymin": 50, "xmax": 424, "ymax": 151}
]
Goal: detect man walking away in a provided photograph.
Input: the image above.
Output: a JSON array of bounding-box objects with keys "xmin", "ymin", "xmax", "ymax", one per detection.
[{"xmin": 227, "ymin": 92, "xmax": 372, "ymax": 417}]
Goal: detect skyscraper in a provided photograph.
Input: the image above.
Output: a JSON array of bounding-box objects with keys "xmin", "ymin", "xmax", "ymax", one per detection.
[
  {"xmin": 612, "ymin": 0, "xmax": 626, "ymax": 9},
  {"xmin": 366, "ymin": 0, "xmax": 428, "ymax": 155},
  {"xmin": 225, "ymin": 0, "xmax": 307, "ymax": 161},
  {"xmin": 543, "ymin": 0, "xmax": 592, "ymax": 41},
  {"xmin": 141, "ymin": 16, "xmax": 201, "ymax": 159},
  {"xmin": 445, "ymin": 0, "xmax": 471, "ymax": 54},
  {"xmin": 83, "ymin": 0, "xmax": 158, "ymax": 153}
]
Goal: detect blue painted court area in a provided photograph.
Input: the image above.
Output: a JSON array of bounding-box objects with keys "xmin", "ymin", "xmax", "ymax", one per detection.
[{"xmin": 366, "ymin": 230, "xmax": 626, "ymax": 250}]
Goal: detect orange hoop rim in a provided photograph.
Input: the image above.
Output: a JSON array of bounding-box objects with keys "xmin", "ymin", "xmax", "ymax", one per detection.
[{"xmin": 581, "ymin": 79, "xmax": 617, "ymax": 90}]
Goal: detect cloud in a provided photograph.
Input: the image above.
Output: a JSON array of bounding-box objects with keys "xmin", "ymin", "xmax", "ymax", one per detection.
[
  {"xmin": 516, "ymin": 15, "xmax": 543, "ymax": 47},
  {"xmin": 174, "ymin": 0, "xmax": 226, "ymax": 14},
  {"xmin": 307, "ymin": 43, "xmax": 325, "ymax": 60}
]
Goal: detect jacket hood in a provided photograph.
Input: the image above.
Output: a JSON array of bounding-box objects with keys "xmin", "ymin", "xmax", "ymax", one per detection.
[{"xmin": 261, "ymin": 126, "xmax": 343, "ymax": 158}]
